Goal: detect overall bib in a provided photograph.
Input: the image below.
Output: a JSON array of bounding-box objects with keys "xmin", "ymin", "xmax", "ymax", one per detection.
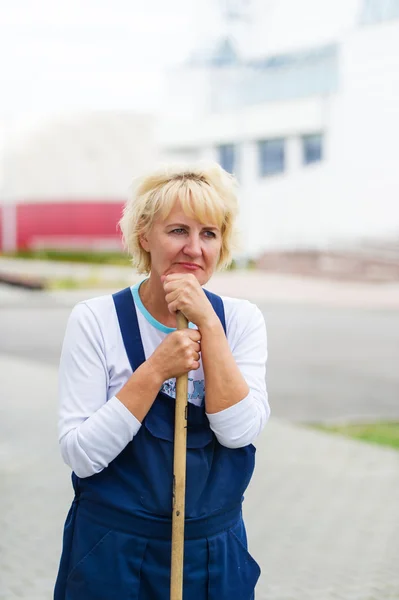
[{"xmin": 54, "ymin": 287, "xmax": 260, "ymax": 599}]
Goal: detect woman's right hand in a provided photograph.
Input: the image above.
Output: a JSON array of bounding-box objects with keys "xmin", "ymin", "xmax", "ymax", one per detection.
[{"xmin": 147, "ymin": 329, "xmax": 202, "ymax": 381}]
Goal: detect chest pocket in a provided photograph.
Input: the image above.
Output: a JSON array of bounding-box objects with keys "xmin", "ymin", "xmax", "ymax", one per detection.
[{"xmin": 144, "ymin": 392, "xmax": 214, "ymax": 449}]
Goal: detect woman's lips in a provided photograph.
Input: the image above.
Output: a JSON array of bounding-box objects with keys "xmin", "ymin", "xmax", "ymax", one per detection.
[{"xmin": 176, "ymin": 263, "xmax": 201, "ymax": 271}]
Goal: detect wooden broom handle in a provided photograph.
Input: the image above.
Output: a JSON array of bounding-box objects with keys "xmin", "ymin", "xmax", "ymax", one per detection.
[{"xmin": 170, "ymin": 310, "xmax": 189, "ymax": 600}]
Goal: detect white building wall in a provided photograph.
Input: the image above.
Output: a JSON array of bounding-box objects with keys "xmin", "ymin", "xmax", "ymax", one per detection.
[
  {"xmin": 161, "ymin": 19, "xmax": 399, "ymax": 257},
  {"xmin": 160, "ymin": 96, "xmax": 333, "ymax": 256},
  {"xmin": 3, "ymin": 112, "xmax": 157, "ymax": 204},
  {"xmin": 237, "ymin": 145, "xmax": 334, "ymax": 255},
  {"xmin": 159, "ymin": 97, "xmax": 326, "ymax": 147},
  {"xmin": 327, "ymin": 19, "xmax": 399, "ymax": 240}
]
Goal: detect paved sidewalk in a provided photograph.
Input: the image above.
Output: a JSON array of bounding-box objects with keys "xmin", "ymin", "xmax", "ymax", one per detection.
[
  {"xmin": 1, "ymin": 354, "xmax": 399, "ymax": 599},
  {"xmin": 1, "ymin": 257, "xmax": 399, "ymax": 309}
]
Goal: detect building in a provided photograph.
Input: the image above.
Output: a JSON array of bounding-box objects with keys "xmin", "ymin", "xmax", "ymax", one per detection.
[
  {"xmin": 1, "ymin": 0, "xmax": 399, "ymax": 262},
  {"xmin": 159, "ymin": 0, "xmax": 399, "ymax": 259},
  {"xmin": 0, "ymin": 112, "xmax": 157, "ymax": 252}
]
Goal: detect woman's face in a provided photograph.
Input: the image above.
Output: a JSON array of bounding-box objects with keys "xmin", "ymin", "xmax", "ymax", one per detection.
[{"xmin": 140, "ymin": 200, "xmax": 222, "ymax": 286}]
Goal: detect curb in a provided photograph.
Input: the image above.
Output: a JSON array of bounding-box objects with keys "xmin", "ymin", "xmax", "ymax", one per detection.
[{"xmin": 0, "ymin": 272, "xmax": 47, "ymax": 290}]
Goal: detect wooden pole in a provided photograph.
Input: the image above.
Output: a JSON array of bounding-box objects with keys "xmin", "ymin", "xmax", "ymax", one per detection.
[{"xmin": 170, "ymin": 311, "xmax": 189, "ymax": 600}]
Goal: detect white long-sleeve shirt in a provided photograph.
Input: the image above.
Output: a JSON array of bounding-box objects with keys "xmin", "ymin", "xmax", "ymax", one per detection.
[{"xmin": 58, "ymin": 282, "xmax": 270, "ymax": 478}]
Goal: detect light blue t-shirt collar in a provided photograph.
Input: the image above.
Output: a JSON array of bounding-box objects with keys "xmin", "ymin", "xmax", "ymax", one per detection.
[{"xmin": 131, "ymin": 280, "xmax": 195, "ymax": 333}]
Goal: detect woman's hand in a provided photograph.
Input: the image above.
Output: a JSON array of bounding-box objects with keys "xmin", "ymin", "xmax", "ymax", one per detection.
[
  {"xmin": 147, "ymin": 328, "xmax": 202, "ymax": 381},
  {"xmin": 162, "ymin": 273, "xmax": 218, "ymax": 328}
]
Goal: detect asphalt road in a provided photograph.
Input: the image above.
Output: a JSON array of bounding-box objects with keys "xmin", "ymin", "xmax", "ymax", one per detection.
[{"xmin": 1, "ymin": 285, "xmax": 398, "ymax": 423}]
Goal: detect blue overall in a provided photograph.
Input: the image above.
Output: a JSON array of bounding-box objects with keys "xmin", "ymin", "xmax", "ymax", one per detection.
[{"xmin": 54, "ymin": 287, "xmax": 260, "ymax": 599}]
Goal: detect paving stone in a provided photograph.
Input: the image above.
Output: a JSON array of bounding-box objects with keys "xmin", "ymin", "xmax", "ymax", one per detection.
[{"xmin": 1, "ymin": 352, "xmax": 399, "ymax": 599}]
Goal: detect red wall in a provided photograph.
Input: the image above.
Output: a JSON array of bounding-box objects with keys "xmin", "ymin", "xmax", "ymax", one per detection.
[{"xmin": 16, "ymin": 201, "xmax": 125, "ymax": 249}]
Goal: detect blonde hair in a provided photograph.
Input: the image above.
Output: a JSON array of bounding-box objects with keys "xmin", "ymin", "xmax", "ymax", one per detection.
[{"xmin": 119, "ymin": 161, "xmax": 239, "ymax": 274}]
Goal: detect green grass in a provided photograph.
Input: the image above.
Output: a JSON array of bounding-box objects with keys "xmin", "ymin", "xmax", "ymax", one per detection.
[
  {"xmin": 312, "ymin": 422, "xmax": 399, "ymax": 450},
  {"xmin": 0, "ymin": 250, "xmax": 253, "ymax": 270},
  {"xmin": 1, "ymin": 249, "xmax": 132, "ymax": 266},
  {"xmin": 48, "ymin": 277, "xmax": 132, "ymax": 290}
]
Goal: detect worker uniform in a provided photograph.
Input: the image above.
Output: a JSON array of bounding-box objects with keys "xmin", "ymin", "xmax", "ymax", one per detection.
[{"xmin": 54, "ymin": 287, "xmax": 261, "ymax": 599}]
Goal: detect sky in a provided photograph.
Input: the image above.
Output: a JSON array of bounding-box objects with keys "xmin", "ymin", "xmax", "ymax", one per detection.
[
  {"xmin": 0, "ymin": 0, "xmax": 362, "ymax": 129},
  {"xmin": 0, "ymin": 0, "xmax": 197, "ymax": 121}
]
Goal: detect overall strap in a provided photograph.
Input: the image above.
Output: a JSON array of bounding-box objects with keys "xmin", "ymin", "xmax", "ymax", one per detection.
[
  {"xmin": 203, "ymin": 288, "xmax": 226, "ymax": 334},
  {"xmin": 112, "ymin": 287, "xmax": 146, "ymax": 372}
]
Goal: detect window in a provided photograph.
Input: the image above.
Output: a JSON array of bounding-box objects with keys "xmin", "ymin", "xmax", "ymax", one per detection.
[
  {"xmin": 258, "ymin": 139, "xmax": 285, "ymax": 177},
  {"xmin": 302, "ymin": 133, "xmax": 323, "ymax": 165},
  {"xmin": 217, "ymin": 144, "xmax": 236, "ymax": 175}
]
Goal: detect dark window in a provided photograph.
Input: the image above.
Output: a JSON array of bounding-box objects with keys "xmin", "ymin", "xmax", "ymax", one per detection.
[
  {"xmin": 302, "ymin": 133, "xmax": 323, "ymax": 165},
  {"xmin": 218, "ymin": 144, "xmax": 236, "ymax": 174},
  {"xmin": 258, "ymin": 139, "xmax": 285, "ymax": 176}
]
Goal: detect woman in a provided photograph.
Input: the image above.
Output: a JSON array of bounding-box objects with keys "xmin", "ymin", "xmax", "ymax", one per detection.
[{"xmin": 54, "ymin": 162, "xmax": 270, "ymax": 599}]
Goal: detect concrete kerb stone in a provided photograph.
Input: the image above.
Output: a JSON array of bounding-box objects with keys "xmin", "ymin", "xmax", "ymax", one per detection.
[{"xmin": 0, "ymin": 271, "xmax": 46, "ymax": 290}]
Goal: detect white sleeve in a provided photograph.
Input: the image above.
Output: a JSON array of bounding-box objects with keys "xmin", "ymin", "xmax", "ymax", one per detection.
[
  {"xmin": 206, "ymin": 301, "xmax": 270, "ymax": 448},
  {"xmin": 58, "ymin": 302, "xmax": 141, "ymax": 478}
]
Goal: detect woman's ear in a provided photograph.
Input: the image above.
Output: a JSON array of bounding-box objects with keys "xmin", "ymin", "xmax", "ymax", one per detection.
[{"xmin": 139, "ymin": 233, "xmax": 150, "ymax": 252}]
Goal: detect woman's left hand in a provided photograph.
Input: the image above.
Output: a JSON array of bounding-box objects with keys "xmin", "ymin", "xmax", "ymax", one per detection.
[{"xmin": 162, "ymin": 273, "xmax": 218, "ymax": 328}]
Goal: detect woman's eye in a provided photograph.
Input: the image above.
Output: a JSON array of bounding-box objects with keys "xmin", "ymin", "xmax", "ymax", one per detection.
[
  {"xmin": 204, "ymin": 230, "xmax": 216, "ymax": 238},
  {"xmin": 171, "ymin": 228, "xmax": 186, "ymax": 235}
]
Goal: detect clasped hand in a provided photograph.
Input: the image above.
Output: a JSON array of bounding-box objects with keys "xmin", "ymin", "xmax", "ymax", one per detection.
[
  {"xmin": 147, "ymin": 274, "xmax": 217, "ymax": 381},
  {"xmin": 161, "ymin": 273, "xmax": 217, "ymax": 328}
]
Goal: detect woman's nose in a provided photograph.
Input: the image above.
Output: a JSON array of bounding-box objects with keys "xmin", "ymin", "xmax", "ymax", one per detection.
[{"xmin": 183, "ymin": 235, "xmax": 202, "ymax": 257}]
